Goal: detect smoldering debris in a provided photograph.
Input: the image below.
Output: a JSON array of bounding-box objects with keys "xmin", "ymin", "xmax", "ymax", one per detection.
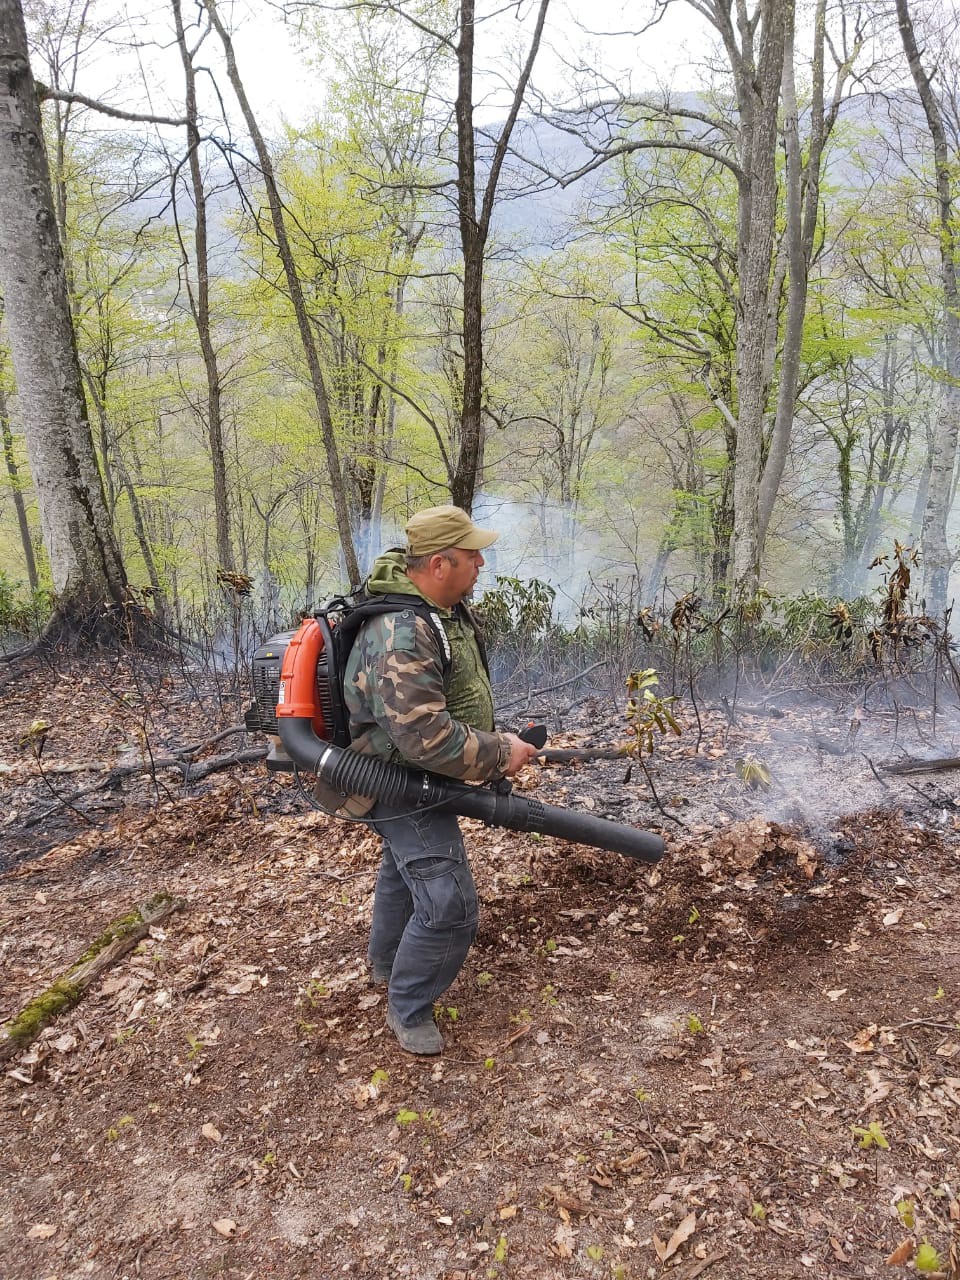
[{"xmin": 521, "ymin": 682, "xmax": 960, "ymax": 844}]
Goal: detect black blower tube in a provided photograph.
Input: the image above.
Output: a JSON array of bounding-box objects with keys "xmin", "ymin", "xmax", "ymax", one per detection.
[{"xmin": 278, "ymin": 716, "xmax": 665, "ymax": 864}]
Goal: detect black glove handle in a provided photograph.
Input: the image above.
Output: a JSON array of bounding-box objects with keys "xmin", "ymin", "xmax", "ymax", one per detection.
[{"xmin": 518, "ymin": 723, "xmax": 548, "ymax": 749}]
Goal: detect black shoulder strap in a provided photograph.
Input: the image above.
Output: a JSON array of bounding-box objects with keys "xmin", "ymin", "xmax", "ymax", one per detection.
[{"xmin": 326, "ymin": 593, "xmax": 453, "ymax": 678}]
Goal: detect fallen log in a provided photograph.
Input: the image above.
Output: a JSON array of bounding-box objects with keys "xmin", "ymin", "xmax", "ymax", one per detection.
[
  {"xmin": 1, "ymin": 891, "xmax": 182, "ymax": 1062},
  {"xmin": 24, "ymin": 744, "xmax": 268, "ymax": 827},
  {"xmin": 884, "ymin": 755, "xmax": 960, "ymax": 776},
  {"xmin": 539, "ymin": 747, "xmax": 628, "ymax": 762}
]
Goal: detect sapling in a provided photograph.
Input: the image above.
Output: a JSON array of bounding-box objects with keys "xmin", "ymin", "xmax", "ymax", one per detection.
[
  {"xmin": 851, "ymin": 1120, "xmax": 889, "ymax": 1149},
  {"xmin": 624, "ymin": 668, "xmax": 681, "ymax": 817}
]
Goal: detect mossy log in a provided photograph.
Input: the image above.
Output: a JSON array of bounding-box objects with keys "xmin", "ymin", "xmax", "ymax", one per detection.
[{"xmin": 0, "ymin": 891, "xmax": 182, "ymax": 1062}]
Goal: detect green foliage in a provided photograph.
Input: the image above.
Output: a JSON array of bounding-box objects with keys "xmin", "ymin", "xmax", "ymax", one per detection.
[
  {"xmin": 624, "ymin": 668, "xmax": 681, "ymax": 757},
  {"xmin": 851, "ymin": 1120, "xmax": 889, "ymax": 1150},
  {"xmin": 300, "ymin": 979, "xmax": 329, "ymax": 1008},
  {"xmin": 736, "ymin": 756, "xmax": 771, "ymax": 790},
  {"xmin": 475, "ymin": 575, "xmax": 556, "ymax": 640},
  {"xmin": 895, "ymin": 1198, "xmax": 915, "ymax": 1229},
  {"xmin": 915, "ymin": 1241, "xmax": 941, "ymax": 1272},
  {"xmin": 0, "ymin": 573, "xmax": 54, "ymax": 635},
  {"xmin": 185, "ymin": 1034, "xmax": 205, "ymax": 1061},
  {"xmin": 105, "ymin": 1115, "xmax": 134, "ymax": 1142}
]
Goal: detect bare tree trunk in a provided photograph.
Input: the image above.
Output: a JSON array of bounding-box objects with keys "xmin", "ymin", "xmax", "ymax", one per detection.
[
  {"xmin": 757, "ymin": 0, "xmax": 815, "ymax": 547},
  {"xmin": 896, "ymin": 0, "xmax": 960, "ymax": 614},
  {"xmin": 171, "ymin": 0, "xmax": 235, "ymax": 574},
  {"xmin": 202, "ymin": 0, "xmax": 360, "ymax": 587},
  {"xmin": 726, "ymin": 0, "xmax": 788, "ymax": 594},
  {"xmin": 757, "ymin": 0, "xmax": 860, "ymax": 552},
  {"xmin": 81, "ymin": 369, "xmax": 165, "ymax": 619},
  {"xmin": 450, "ymin": 0, "xmax": 550, "ymax": 513},
  {"xmin": 0, "ymin": 0, "xmax": 127, "ymax": 614},
  {"xmin": 452, "ymin": 0, "xmax": 482, "ymax": 512}
]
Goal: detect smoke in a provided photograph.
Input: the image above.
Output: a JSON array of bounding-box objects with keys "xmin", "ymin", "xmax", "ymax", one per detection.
[{"xmin": 472, "ymin": 494, "xmax": 639, "ymax": 620}]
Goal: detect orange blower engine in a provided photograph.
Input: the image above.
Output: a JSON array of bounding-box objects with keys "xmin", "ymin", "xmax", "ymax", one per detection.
[{"xmin": 244, "ymin": 616, "xmax": 665, "ymax": 865}]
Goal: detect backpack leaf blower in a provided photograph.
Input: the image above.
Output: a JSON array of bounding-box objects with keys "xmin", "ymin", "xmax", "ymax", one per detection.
[{"xmin": 245, "ymin": 616, "xmax": 665, "ymax": 865}]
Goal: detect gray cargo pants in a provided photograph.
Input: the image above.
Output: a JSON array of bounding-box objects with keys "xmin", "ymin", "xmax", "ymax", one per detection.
[{"xmin": 366, "ymin": 803, "xmax": 479, "ymax": 1029}]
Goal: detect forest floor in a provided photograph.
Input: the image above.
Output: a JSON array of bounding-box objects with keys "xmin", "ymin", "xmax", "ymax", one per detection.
[{"xmin": 1, "ymin": 650, "xmax": 960, "ymax": 1280}]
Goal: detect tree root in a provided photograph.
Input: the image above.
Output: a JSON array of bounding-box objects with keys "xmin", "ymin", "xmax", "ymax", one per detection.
[{"xmin": 0, "ymin": 891, "xmax": 182, "ymax": 1062}]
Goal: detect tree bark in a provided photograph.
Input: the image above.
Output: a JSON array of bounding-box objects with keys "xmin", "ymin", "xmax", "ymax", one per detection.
[
  {"xmin": 896, "ymin": 0, "xmax": 960, "ymax": 614},
  {"xmin": 0, "ymin": 0, "xmax": 127, "ymax": 611}
]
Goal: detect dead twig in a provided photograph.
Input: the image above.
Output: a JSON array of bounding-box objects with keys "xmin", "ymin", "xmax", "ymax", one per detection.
[
  {"xmin": 672, "ymin": 1253, "xmax": 729, "ymax": 1280},
  {"xmin": 864, "ymin": 756, "xmax": 891, "ymax": 791},
  {"xmin": 891, "ymin": 1018, "xmax": 960, "ymax": 1031},
  {"xmin": 175, "ymin": 723, "xmax": 246, "ymax": 758},
  {"xmin": 23, "ymin": 745, "xmax": 268, "ymax": 827},
  {"xmin": 497, "ymin": 661, "xmax": 608, "ymax": 712}
]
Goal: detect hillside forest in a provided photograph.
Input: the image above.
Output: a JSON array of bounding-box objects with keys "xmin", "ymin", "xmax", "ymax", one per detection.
[
  {"xmin": 2, "ymin": 0, "xmax": 960, "ymax": 642},
  {"xmin": 7, "ymin": 6, "xmax": 960, "ymax": 1279}
]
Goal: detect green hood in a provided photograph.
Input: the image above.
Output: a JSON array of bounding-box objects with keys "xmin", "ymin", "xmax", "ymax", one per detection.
[{"xmin": 365, "ymin": 549, "xmax": 447, "ymax": 611}]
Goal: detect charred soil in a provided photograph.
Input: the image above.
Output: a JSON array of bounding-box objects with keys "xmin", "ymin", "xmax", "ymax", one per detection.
[{"xmin": 1, "ymin": 656, "xmax": 959, "ymax": 1279}]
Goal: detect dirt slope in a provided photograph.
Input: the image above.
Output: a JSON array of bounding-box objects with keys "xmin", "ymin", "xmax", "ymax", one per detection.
[{"xmin": 1, "ymin": 656, "xmax": 959, "ymax": 1279}]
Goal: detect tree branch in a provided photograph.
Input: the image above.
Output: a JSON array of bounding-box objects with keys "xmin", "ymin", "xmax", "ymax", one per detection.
[{"xmin": 35, "ymin": 82, "xmax": 188, "ymax": 128}]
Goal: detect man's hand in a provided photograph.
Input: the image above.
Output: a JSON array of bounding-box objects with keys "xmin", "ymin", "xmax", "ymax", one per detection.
[{"xmin": 502, "ymin": 732, "xmax": 540, "ymax": 777}]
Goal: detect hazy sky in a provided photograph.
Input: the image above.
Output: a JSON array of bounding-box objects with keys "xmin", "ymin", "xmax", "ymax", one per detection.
[{"xmin": 62, "ymin": 0, "xmax": 717, "ymax": 136}]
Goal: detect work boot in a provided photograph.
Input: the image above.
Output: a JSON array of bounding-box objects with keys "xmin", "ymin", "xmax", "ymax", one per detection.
[{"xmin": 386, "ymin": 1008, "xmax": 442, "ymax": 1056}]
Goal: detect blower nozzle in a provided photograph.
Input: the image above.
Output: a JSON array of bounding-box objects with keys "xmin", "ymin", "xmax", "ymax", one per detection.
[{"xmin": 277, "ymin": 715, "xmax": 665, "ymax": 865}]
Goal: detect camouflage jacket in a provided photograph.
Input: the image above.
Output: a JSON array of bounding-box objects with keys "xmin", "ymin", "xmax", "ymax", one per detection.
[{"xmin": 317, "ymin": 552, "xmax": 511, "ymax": 817}]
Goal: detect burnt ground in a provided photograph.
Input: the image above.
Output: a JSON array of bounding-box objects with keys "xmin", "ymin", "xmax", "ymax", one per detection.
[{"xmin": 1, "ymin": 653, "xmax": 959, "ymax": 1280}]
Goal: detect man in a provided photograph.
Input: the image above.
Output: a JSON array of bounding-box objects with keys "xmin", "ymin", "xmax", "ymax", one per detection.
[{"xmin": 342, "ymin": 504, "xmax": 538, "ymax": 1055}]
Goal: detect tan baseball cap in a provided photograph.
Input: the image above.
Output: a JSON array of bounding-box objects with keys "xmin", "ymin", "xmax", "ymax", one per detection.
[{"xmin": 405, "ymin": 504, "xmax": 499, "ymax": 557}]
